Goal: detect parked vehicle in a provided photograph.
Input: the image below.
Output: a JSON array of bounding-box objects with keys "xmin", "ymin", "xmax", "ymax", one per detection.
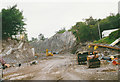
[
  {"xmin": 77, "ymin": 51, "xmax": 88, "ymax": 65},
  {"xmin": 77, "ymin": 51, "xmax": 100, "ymax": 68},
  {"xmin": 87, "ymin": 51, "xmax": 100, "ymax": 68}
]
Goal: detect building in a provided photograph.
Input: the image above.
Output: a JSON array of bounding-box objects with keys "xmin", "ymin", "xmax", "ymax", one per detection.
[{"xmin": 102, "ymin": 29, "xmax": 119, "ymax": 38}]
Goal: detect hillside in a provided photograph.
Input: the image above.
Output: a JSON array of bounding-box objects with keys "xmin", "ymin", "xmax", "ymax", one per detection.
[
  {"xmin": 30, "ymin": 31, "xmax": 76, "ymax": 53},
  {"xmin": 94, "ymin": 29, "xmax": 120, "ymax": 46}
]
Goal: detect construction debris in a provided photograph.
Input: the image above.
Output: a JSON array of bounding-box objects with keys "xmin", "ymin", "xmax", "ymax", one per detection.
[
  {"xmin": 89, "ymin": 44, "xmax": 120, "ymax": 51},
  {"xmin": 30, "ymin": 60, "xmax": 38, "ymax": 65},
  {"xmin": 0, "ymin": 40, "xmax": 35, "ymax": 66},
  {"xmin": 110, "ymin": 38, "xmax": 120, "ymax": 46}
]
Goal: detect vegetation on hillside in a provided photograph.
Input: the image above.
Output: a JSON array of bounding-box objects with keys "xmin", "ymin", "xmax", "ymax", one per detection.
[
  {"xmin": 1, "ymin": 4, "xmax": 119, "ymax": 44},
  {"xmin": 38, "ymin": 33, "xmax": 45, "ymax": 41},
  {"xmin": 56, "ymin": 28, "xmax": 66, "ymax": 34},
  {"xmin": 94, "ymin": 29, "xmax": 120, "ymax": 44},
  {"xmin": 69, "ymin": 14, "xmax": 120, "ymax": 43}
]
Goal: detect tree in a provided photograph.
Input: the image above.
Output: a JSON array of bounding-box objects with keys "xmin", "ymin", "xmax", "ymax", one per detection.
[
  {"xmin": 38, "ymin": 33, "xmax": 45, "ymax": 41},
  {"xmin": 31, "ymin": 37, "xmax": 37, "ymax": 42},
  {"xmin": 56, "ymin": 28, "xmax": 66, "ymax": 34},
  {"xmin": 85, "ymin": 16, "xmax": 98, "ymax": 26},
  {"xmin": 2, "ymin": 5, "xmax": 26, "ymax": 40},
  {"xmin": 69, "ymin": 13, "xmax": 120, "ymax": 43},
  {"xmin": 99, "ymin": 13, "xmax": 120, "ymax": 33},
  {"xmin": 71, "ymin": 22, "xmax": 92, "ymax": 42}
]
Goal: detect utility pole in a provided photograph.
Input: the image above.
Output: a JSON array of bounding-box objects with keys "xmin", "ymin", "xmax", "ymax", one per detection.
[{"xmin": 98, "ymin": 22, "xmax": 101, "ymax": 40}]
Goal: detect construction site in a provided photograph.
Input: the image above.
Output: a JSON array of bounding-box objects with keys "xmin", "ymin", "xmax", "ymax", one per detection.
[
  {"xmin": 0, "ymin": 30, "xmax": 119, "ymax": 80},
  {"xmin": 0, "ymin": 0, "xmax": 120, "ymax": 81}
]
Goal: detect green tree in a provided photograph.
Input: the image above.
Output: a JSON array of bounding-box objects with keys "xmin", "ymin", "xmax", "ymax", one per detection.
[
  {"xmin": 31, "ymin": 37, "xmax": 37, "ymax": 42},
  {"xmin": 99, "ymin": 13, "xmax": 120, "ymax": 33},
  {"xmin": 56, "ymin": 28, "xmax": 66, "ymax": 34},
  {"xmin": 38, "ymin": 33, "xmax": 45, "ymax": 41},
  {"xmin": 69, "ymin": 13, "xmax": 120, "ymax": 43},
  {"xmin": 71, "ymin": 22, "xmax": 91, "ymax": 42},
  {"xmin": 2, "ymin": 5, "xmax": 26, "ymax": 40},
  {"xmin": 85, "ymin": 16, "xmax": 98, "ymax": 26}
]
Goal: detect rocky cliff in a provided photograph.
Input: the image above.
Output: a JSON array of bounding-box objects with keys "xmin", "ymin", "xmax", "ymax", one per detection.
[{"xmin": 30, "ymin": 31, "xmax": 76, "ymax": 53}]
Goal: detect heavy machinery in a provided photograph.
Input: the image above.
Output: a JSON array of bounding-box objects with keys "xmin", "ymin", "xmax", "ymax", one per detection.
[
  {"xmin": 87, "ymin": 51, "xmax": 100, "ymax": 68},
  {"xmin": 77, "ymin": 51, "xmax": 88, "ymax": 65},
  {"xmin": 46, "ymin": 49, "xmax": 53, "ymax": 56},
  {"xmin": 77, "ymin": 51, "xmax": 100, "ymax": 68},
  {"xmin": 77, "ymin": 45, "xmax": 100, "ymax": 68}
]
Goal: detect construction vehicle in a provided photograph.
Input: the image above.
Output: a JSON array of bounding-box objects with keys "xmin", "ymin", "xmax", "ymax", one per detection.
[
  {"xmin": 46, "ymin": 49, "xmax": 53, "ymax": 56},
  {"xmin": 87, "ymin": 51, "xmax": 100, "ymax": 68},
  {"xmin": 77, "ymin": 51, "xmax": 88, "ymax": 65},
  {"xmin": 77, "ymin": 45, "xmax": 100, "ymax": 68},
  {"xmin": 77, "ymin": 50, "xmax": 100, "ymax": 68}
]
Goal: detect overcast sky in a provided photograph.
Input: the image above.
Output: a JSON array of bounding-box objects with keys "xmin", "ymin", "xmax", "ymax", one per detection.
[{"xmin": 0, "ymin": 0, "xmax": 120, "ymax": 40}]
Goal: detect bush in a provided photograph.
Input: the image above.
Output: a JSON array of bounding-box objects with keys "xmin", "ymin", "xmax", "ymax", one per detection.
[
  {"xmin": 94, "ymin": 37, "xmax": 114, "ymax": 44},
  {"xmin": 56, "ymin": 28, "xmax": 66, "ymax": 34},
  {"xmin": 109, "ymin": 29, "xmax": 120, "ymax": 40},
  {"xmin": 94, "ymin": 29, "xmax": 120, "ymax": 44}
]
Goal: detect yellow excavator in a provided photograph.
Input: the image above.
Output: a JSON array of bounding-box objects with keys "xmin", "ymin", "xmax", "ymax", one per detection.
[{"xmin": 46, "ymin": 49, "xmax": 53, "ymax": 56}]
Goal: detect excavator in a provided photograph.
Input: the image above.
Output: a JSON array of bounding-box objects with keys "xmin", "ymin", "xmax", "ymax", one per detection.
[{"xmin": 46, "ymin": 49, "xmax": 53, "ymax": 56}]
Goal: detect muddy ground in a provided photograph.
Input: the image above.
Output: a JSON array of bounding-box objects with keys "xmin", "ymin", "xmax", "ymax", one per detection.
[{"xmin": 1, "ymin": 54, "xmax": 119, "ymax": 80}]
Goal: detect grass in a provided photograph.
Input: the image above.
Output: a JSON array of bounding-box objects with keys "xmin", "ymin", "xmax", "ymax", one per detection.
[
  {"xmin": 94, "ymin": 29, "xmax": 120, "ymax": 45},
  {"xmin": 93, "ymin": 37, "xmax": 115, "ymax": 44}
]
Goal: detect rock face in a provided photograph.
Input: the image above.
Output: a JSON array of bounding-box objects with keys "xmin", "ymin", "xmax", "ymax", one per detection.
[{"xmin": 30, "ymin": 31, "xmax": 76, "ymax": 53}]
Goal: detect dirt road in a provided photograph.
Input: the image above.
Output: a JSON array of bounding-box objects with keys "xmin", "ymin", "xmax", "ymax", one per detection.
[{"xmin": 2, "ymin": 54, "xmax": 118, "ymax": 80}]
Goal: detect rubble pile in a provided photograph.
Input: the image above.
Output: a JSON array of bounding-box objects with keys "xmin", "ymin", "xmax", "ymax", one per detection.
[
  {"xmin": 0, "ymin": 40, "xmax": 35, "ymax": 65},
  {"xmin": 76, "ymin": 42, "xmax": 120, "ymax": 55},
  {"xmin": 30, "ymin": 31, "xmax": 76, "ymax": 53}
]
